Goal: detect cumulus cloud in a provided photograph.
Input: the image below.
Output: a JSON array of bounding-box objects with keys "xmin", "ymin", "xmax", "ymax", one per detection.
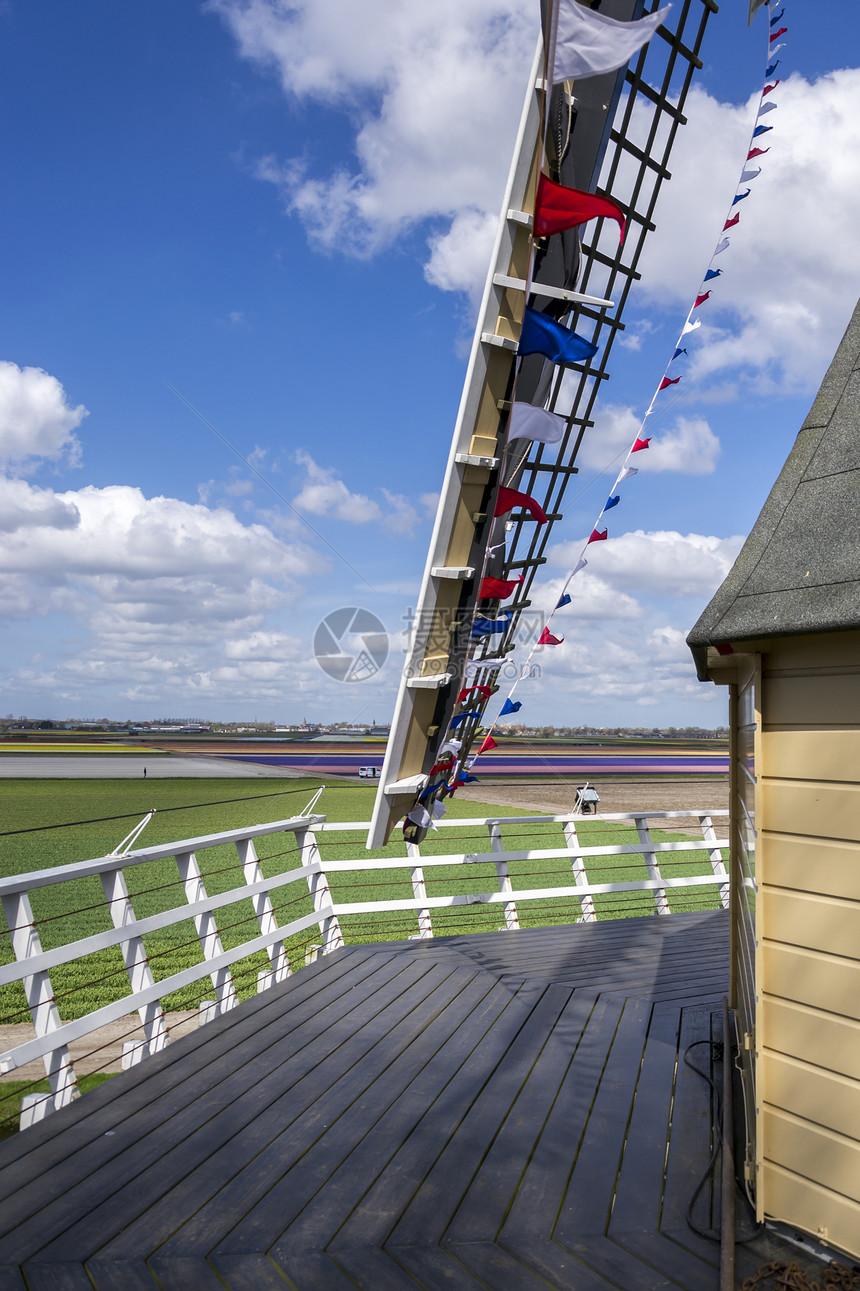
[
  {"xmin": 528, "ymin": 572, "xmax": 643, "ymax": 624},
  {"xmin": 549, "ymin": 529, "xmax": 744, "ymax": 600},
  {"xmin": 0, "ymin": 362, "xmax": 87, "ymax": 472},
  {"xmin": 211, "ymin": 0, "xmax": 536, "ymax": 280},
  {"xmin": 576, "ymin": 403, "xmax": 721, "ymax": 475},
  {"xmin": 635, "ymin": 70, "xmax": 860, "ymax": 389},
  {"xmin": 292, "ymin": 450, "xmax": 429, "ymax": 536}
]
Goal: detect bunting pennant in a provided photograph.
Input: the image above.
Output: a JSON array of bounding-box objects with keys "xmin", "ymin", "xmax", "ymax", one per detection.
[
  {"xmin": 769, "ymin": 8, "xmax": 784, "ymax": 25},
  {"xmin": 672, "ymin": 345, "xmax": 688, "ymax": 359},
  {"xmin": 438, "ymin": 738, "xmax": 461, "ymax": 758},
  {"xmin": 694, "ymin": 291, "xmax": 711, "ymax": 307},
  {"xmin": 457, "ymin": 770, "xmax": 479, "ymax": 785},
  {"xmin": 748, "ymin": 146, "xmax": 769, "ymax": 159},
  {"xmin": 499, "ymin": 699, "xmax": 522, "ymax": 716},
  {"xmin": 428, "ymin": 755, "xmax": 456, "ymax": 777},
  {"xmin": 659, "ymin": 375, "xmax": 681, "ymax": 390},
  {"xmin": 741, "ymin": 166, "xmax": 761, "ymax": 182},
  {"xmin": 518, "ymin": 307, "xmax": 599, "ymax": 366},
  {"xmin": 604, "ymin": 494, "xmax": 621, "ymax": 510},
  {"xmin": 508, "ymin": 401, "xmax": 566, "ymax": 444},
  {"xmin": 476, "ymin": 734, "xmax": 497, "ymax": 755},
  {"xmin": 765, "ymin": 60, "xmax": 780, "ymax": 77},
  {"xmin": 450, "ymin": 710, "xmax": 481, "ymax": 728},
  {"xmin": 573, "ymin": 556, "xmax": 588, "ymax": 573},
  {"xmin": 723, "ymin": 213, "xmax": 740, "ymax": 230},
  {"xmin": 769, "ymin": 27, "xmax": 788, "ymax": 41},
  {"xmin": 682, "ymin": 317, "xmax": 702, "ymax": 334},
  {"xmin": 731, "ymin": 190, "xmax": 750, "ymax": 205},
  {"xmin": 431, "ymin": 800, "xmax": 447, "ymax": 820},
  {"xmin": 617, "ymin": 466, "xmax": 638, "ymax": 483},
  {"xmin": 704, "ymin": 269, "xmax": 722, "ymax": 281},
  {"xmin": 588, "ymin": 528, "xmax": 608, "ymax": 543},
  {"xmin": 753, "ymin": 124, "xmax": 773, "ymax": 138},
  {"xmin": 757, "ymin": 101, "xmax": 777, "ymax": 116},
  {"xmin": 551, "ymin": 1, "xmax": 672, "ymax": 83},
  {"xmin": 495, "ymin": 485, "xmax": 548, "ymax": 525},
  {"xmin": 458, "ymin": 684, "xmax": 492, "ymax": 703},
  {"xmin": 534, "ymin": 173, "xmax": 625, "ymax": 240},
  {"xmin": 465, "ymin": 655, "xmax": 507, "ymax": 673},
  {"xmin": 556, "ymin": 593, "xmax": 572, "ymax": 608},
  {"xmin": 769, "ymin": 43, "xmax": 785, "ymax": 58},
  {"xmin": 538, "ymin": 627, "xmax": 564, "ymax": 646},
  {"xmin": 632, "ymin": 437, "xmax": 650, "ymax": 452},
  {"xmin": 763, "ymin": 80, "xmax": 780, "ymax": 94},
  {"xmin": 479, "ymin": 574, "xmax": 523, "ymax": 600},
  {"xmin": 714, "ymin": 238, "xmax": 730, "ymax": 254}
]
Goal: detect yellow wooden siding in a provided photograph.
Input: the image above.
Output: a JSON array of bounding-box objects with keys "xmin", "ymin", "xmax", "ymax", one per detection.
[
  {"xmin": 760, "ymin": 780, "xmax": 860, "ymax": 844},
  {"xmin": 762, "ymin": 1162, "xmax": 860, "ymax": 1256},
  {"xmin": 761, "ymin": 943, "xmax": 860, "ymax": 1022},
  {"xmin": 761, "ymin": 727, "xmax": 860, "ymax": 781},
  {"xmin": 762, "ymin": 1107, "xmax": 860, "ymax": 1205},
  {"xmin": 761, "ymin": 833, "xmax": 860, "ymax": 902},
  {"xmin": 762, "ymin": 671, "xmax": 860, "ymax": 726},
  {"xmin": 763, "ymin": 1052, "xmax": 860, "ymax": 1141},
  {"xmin": 762, "ymin": 888, "xmax": 860, "ymax": 960},
  {"xmin": 762, "ymin": 998, "xmax": 860, "ymax": 1084}
]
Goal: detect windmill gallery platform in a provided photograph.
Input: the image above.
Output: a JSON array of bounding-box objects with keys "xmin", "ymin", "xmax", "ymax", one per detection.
[{"xmin": 0, "ymin": 912, "xmax": 824, "ymax": 1291}]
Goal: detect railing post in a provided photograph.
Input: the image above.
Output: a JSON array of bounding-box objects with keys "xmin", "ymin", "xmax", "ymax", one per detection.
[
  {"xmin": 699, "ymin": 814, "xmax": 730, "ymax": 909},
  {"xmin": 236, "ymin": 838, "xmax": 291, "ymax": 990},
  {"xmin": 1, "ymin": 890, "xmax": 78, "ymax": 1118},
  {"xmin": 175, "ymin": 850, "xmax": 238, "ymax": 1014},
  {"xmin": 562, "ymin": 819, "xmax": 596, "ymax": 922},
  {"xmin": 298, "ymin": 826, "xmax": 343, "ymax": 955},
  {"xmin": 406, "ymin": 841, "xmax": 433, "ymax": 938},
  {"xmin": 633, "ymin": 816, "xmax": 670, "ymax": 915},
  {"xmin": 100, "ymin": 868, "xmax": 168, "ymax": 1064},
  {"xmin": 488, "ymin": 822, "xmax": 519, "ymax": 930}
]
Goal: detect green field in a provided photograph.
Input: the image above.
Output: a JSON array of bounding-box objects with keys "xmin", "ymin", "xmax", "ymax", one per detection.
[{"xmin": 0, "ymin": 777, "xmax": 724, "ymax": 1027}]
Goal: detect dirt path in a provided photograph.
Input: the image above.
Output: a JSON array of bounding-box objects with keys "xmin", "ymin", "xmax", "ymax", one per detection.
[{"xmin": 459, "ymin": 776, "xmax": 728, "ymax": 829}]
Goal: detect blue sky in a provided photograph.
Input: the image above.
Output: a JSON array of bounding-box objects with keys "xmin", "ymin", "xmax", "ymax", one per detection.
[{"xmin": 1, "ymin": 0, "xmax": 858, "ymax": 727}]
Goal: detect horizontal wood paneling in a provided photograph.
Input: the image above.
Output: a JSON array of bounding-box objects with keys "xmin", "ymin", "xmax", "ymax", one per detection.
[
  {"xmin": 763, "ymin": 632, "xmax": 860, "ymax": 672},
  {"xmin": 761, "ymin": 673, "xmax": 860, "ymax": 727},
  {"xmin": 762, "ymin": 943, "xmax": 860, "ymax": 1022},
  {"xmin": 763, "ymin": 997, "xmax": 860, "ymax": 1084},
  {"xmin": 762, "ymin": 1161, "xmax": 860, "ymax": 1259},
  {"xmin": 762, "ymin": 888, "xmax": 860, "ymax": 960},
  {"xmin": 761, "ymin": 833, "xmax": 860, "ymax": 901},
  {"xmin": 761, "ymin": 727, "xmax": 860, "ymax": 781},
  {"xmin": 763, "ymin": 1106, "xmax": 860, "ymax": 1205},
  {"xmin": 763, "ymin": 1052, "xmax": 860, "ymax": 1141},
  {"xmin": 760, "ymin": 780, "xmax": 860, "ymax": 842}
]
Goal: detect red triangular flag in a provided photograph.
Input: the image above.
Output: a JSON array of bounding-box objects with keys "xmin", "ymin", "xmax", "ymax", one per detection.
[
  {"xmin": 769, "ymin": 26, "xmax": 787, "ymax": 41},
  {"xmin": 747, "ymin": 146, "xmax": 769, "ymax": 160},
  {"xmin": 458, "ymin": 684, "xmax": 492, "ymax": 703},
  {"xmin": 534, "ymin": 173, "xmax": 625, "ymax": 242},
  {"xmin": 538, "ymin": 627, "xmax": 564, "ymax": 645},
  {"xmin": 694, "ymin": 291, "xmax": 711, "ymax": 308},
  {"xmin": 476, "ymin": 734, "xmax": 497, "ymax": 755},
  {"xmin": 658, "ymin": 376, "xmax": 681, "ymax": 391},
  {"xmin": 478, "ymin": 574, "xmax": 524, "ymax": 601},
  {"xmin": 631, "ymin": 437, "xmax": 650, "ymax": 452},
  {"xmin": 723, "ymin": 213, "xmax": 740, "ymax": 231},
  {"xmin": 494, "ymin": 486, "xmax": 548, "ymax": 525},
  {"xmin": 588, "ymin": 528, "xmax": 608, "ymax": 544},
  {"xmin": 763, "ymin": 80, "xmax": 780, "ymax": 94}
]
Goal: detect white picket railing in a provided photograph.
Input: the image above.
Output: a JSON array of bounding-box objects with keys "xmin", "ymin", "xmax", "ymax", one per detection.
[{"xmin": 0, "ymin": 807, "xmax": 728, "ymax": 1127}]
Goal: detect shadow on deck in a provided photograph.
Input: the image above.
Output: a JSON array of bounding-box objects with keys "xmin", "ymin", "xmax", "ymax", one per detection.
[{"xmin": 0, "ymin": 911, "xmax": 820, "ymax": 1289}]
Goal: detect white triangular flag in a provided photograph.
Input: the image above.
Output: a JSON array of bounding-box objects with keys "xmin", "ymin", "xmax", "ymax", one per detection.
[
  {"xmin": 508, "ymin": 402, "xmax": 566, "ymax": 444},
  {"xmin": 431, "ymin": 800, "xmax": 447, "ymax": 819},
  {"xmin": 769, "ymin": 43, "xmax": 785, "ymax": 58},
  {"xmin": 617, "ymin": 465, "xmax": 639, "ymax": 483},
  {"xmin": 757, "ymin": 100, "xmax": 777, "ymax": 116},
  {"xmin": 465, "ymin": 655, "xmax": 507, "ymax": 673},
  {"xmin": 573, "ymin": 557, "xmax": 588, "ymax": 574},
  {"xmin": 552, "ymin": 1, "xmax": 672, "ymax": 83},
  {"xmin": 741, "ymin": 165, "xmax": 761, "ymax": 182},
  {"xmin": 682, "ymin": 317, "xmax": 702, "ymax": 336},
  {"xmin": 438, "ymin": 738, "xmax": 461, "ymax": 759},
  {"xmin": 714, "ymin": 238, "xmax": 730, "ymax": 255}
]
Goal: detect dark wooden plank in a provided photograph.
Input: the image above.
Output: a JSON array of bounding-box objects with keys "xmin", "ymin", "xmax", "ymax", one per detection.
[
  {"xmin": 325, "ymin": 981, "xmax": 564, "ymax": 1251},
  {"xmin": 261, "ymin": 1251, "xmax": 364, "ymax": 1290},
  {"xmin": 85, "ymin": 1261, "xmax": 162, "ymax": 1291},
  {"xmin": 0, "ymin": 945, "xmax": 393, "ymax": 1193},
  {"xmin": 388, "ymin": 987, "xmax": 597, "ymax": 1250},
  {"xmin": 384, "ymin": 1243, "xmax": 493, "ymax": 1290},
  {"xmin": 0, "ymin": 1271, "xmax": 25, "ymax": 1291},
  {"xmin": 209, "ymin": 1253, "xmax": 305, "ymax": 1290},
  {"xmin": 145, "ymin": 1256, "xmax": 229, "ymax": 1290},
  {"xmin": 230, "ymin": 972, "xmax": 518, "ymax": 1260},
  {"xmin": 0, "ymin": 951, "xmax": 426, "ymax": 1259},
  {"xmin": 451, "ymin": 1238, "xmax": 614, "ymax": 1291},
  {"xmin": 321, "ymin": 1245, "xmax": 430, "ymax": 1291},
  {"xmin": 17, "ymin": 1266, "xmax": 95, "ymax": 1291},
  {"xmin": 26, "ymin": 959, "xmax": 475, "ymax": 1265}
]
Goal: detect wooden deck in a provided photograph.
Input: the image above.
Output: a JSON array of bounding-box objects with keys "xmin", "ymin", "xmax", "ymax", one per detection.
[{"xmin": 0, "ymin": 912, "xmax": 813, "ymax": 1289}]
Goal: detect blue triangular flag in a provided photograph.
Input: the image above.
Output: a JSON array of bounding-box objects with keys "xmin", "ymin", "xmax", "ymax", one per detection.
[
  {"xmin": 766, "ymin": 59, "xmax": 780, "ymax": 76},
  {"xmin": 499, "ymin": 699, "xmax": 522, "ymax": 716},
  {"xmin": 604, "ymin": 494, "xmax": 620, "ymax": 511},
  {"xmin": 556, "ymin": 593, "xmax": 572, "ymax": 608},
  {"xmin": 471, "ymin": 611, "xmax": 511, "ymax": 638},
  {"xmin": 704, "ymin": 269, "xmax": 722, "ymax": 282},
  {"xmin": 671, "ymin": 346, "xmax": 687, "ymax": 362},
  {"xmin": 450, "ymin": 710, "xmax": 481, "ymax": 728},
  {"xmin": 769, "ymin": 7, "xmax": 784, "ymax": 24},
  {"xmin": 732, "ymin": 189, "xmax": 751, "ymax": 205},
  {"xmin": 753, "ymin": 124, "xmax": 773, "ymax": 138},
  {"xmin": 457, "ymin": 770, "xmax": 479, "ymax": 784},
  {"xmin": 519, "ymin": 307, "xmax": 599, "ymax": 365}
]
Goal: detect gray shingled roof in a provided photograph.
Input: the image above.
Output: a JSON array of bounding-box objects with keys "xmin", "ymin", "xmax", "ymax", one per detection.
[{"xmin": 688, "ymin": 297, "xmax": 860, "ymax": 674}]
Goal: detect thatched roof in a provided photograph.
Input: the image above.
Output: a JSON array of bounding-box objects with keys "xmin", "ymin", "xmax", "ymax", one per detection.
[{"xmin": 688, "ymin": 299, "xmax": 860, "ymax": 679}]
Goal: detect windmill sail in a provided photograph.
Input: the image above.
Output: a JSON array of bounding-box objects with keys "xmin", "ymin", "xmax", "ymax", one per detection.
[{"xmin": 368, "ymin": 0, "xmax": 717, "ymax": 848}]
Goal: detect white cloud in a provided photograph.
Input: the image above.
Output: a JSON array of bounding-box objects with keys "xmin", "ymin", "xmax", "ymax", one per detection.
[
  {"xmin": 528, "ymin": 572, "xmax": 643, "ymax": 624},
  {"xmin": 292, "ymin": 449, "xmax": 381, "ymax": 524},
  {"xmin": 212, "ymin": 0, "xmax": 536, "ymax": 285},
  {"xmin": 575, "ymin": 403, "xmax": 720, "ymax": 475},
  {"xmin": 636, "ymin": 70, "xmax": 860, "ymax": 389},
  {"xmin": 0, "ymin": 362, "xmax": 87, "ymax": 472},
  {"xmin": 549, "ymin": 529, "xmax": 744, "ymax": 599}
]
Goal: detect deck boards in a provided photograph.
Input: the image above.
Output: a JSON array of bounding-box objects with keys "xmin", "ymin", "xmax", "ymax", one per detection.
[{"xmin": 0, "ymin": 910, "xmax": 815, "ymax": 1288}]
